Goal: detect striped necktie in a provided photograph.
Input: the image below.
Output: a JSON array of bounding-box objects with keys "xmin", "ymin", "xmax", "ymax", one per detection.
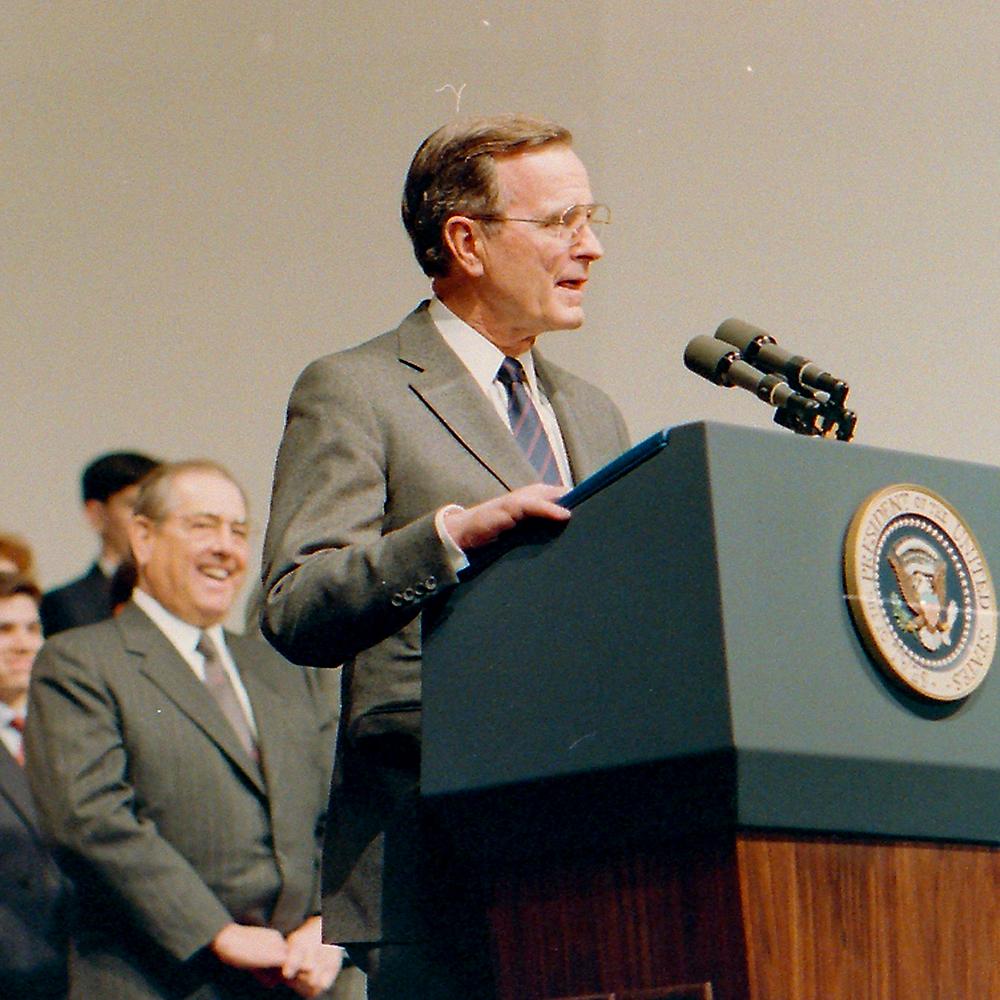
[
  {"xmin": 197, "ymin": 632, "xmax": 258, "ymax": 761},
  {"xmin": 496, "ymin": 357, "xmax": 563, "ymax": 486}
]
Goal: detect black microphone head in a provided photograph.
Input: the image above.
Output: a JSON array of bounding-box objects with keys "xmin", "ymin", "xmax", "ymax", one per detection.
[
  {"xmin": 684, "ymin": 335, "xmax": 738, "ymax": 385},
  {"xmin": 715, "ymin": 318, "xmax": 775, "ymax": 353}
]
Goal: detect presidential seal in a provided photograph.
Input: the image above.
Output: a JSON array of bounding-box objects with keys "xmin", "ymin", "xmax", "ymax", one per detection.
[{"xmin": 843, "ymin": 484, "xmax": 995, "ymax": 701}]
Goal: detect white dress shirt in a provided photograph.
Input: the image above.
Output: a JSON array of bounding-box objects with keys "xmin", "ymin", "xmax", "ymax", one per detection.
[{"xmin": 132, "ymin": 589, "xmax": 258, "ymax": 737}]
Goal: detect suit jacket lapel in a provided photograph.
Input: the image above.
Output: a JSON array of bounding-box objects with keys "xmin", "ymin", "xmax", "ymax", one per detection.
[
  {"xmin": 117, "ymin": 604, "xmax": 266, "ymax": 794},
  {"xmin": 398, "ymin": 304, "xmax": 539, "ymax": 491},
  {"xmin": 239, "ymin": 666, "xmax": 289, "ymax": 804},
  {"xmin": 0, "ymin": 742, "xmax": 41, "ymax": 833},
  {"xmin": 536, "ymin": 353, "xmax": 608, "ymax": 485}
]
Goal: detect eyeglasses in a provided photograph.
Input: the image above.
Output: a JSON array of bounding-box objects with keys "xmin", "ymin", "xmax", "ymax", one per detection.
[
  {"xmin": 470, "ymin": 203, "xmax": 611, "ymax": 243},
  {"xmin": 161, "ymin": 513, "xmax": 250, "ymax": 543}
]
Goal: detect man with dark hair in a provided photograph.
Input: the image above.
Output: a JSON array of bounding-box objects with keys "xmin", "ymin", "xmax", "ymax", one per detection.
[
  {"xmin": 26, "ymin": 461, "xmax": 347, "ymax": 999},
  {"xmin": 40, "ymin": 450, "xmax": 161, "ymax": 636},
  {"xmin": 0, "ymin": 572, "xmax": 72, "ymax": 999},
  {"xmin": 261, "ymin": 114, "xmax": 629, "ymax": 999}
]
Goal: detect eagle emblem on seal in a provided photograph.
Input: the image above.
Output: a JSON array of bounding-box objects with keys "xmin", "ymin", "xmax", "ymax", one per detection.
[{"xmin": 887, "ymin": 536, "xmax": 959, "ymax": 652}]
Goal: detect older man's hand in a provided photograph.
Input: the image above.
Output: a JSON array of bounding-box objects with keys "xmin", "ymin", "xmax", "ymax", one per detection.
[
  {"xmin": 282, "ymin": 915, "xmax": 345, "ymax": 998},
  {"xmin": 442, "ymin": 483, "xmax": 570, "ymax": 552},
  {"xmin": 210, "ymin": 922, "xmax": 288, "ymax": 976}
]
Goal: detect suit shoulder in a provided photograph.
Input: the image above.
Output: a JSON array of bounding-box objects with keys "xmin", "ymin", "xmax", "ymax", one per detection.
[
  {"xmin": 36, "ymin": 616, "xmax": 126, "ymax": 667},
  {"xmin": 43, "ymin": 563, "xmax": 97, "ymax": 594},
  {"xmin": 40, "ymin": 566, "xmax": 110, "ymax": 635},
  {"xmin": 40, "ymin": 580, "xmax": 76, "ymax": 607},
  {"xmin": 42, "ymin": 564, "xmax": 103, "ymax": 600},
  {"xmin": 297, "ymin": 330, "xmax": 394, "ymax": 378},
  {"xmin": 292, "ymin": 303, "xmax": 429, "ymax": 388}
]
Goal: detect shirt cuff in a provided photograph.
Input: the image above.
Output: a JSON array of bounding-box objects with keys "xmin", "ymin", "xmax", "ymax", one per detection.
[{"xmin": 435, "ymin": 505, "xmax": 470, "ymax": 573}]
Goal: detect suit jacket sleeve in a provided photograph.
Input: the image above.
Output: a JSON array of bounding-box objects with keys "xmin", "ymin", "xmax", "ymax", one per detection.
[
  {"xmin": 25, "ymin": 638, "xmax": 234, "ymax": 963},
  {"xmin": 261, "ymin": 351, "xmax": 461, "ymax": 669}
]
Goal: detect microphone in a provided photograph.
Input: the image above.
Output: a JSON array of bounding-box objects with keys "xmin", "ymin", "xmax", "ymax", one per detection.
[
  {"xmin": 714, "ymin": 318, "xmax": 849, "ymax": 406},
  {"xmin": 683, "ymin": 335, "xmax": 824, "ymax": 430},
  {"xmin": 684, "ymin": 334, "xmax": 857, "ymax": 440}
]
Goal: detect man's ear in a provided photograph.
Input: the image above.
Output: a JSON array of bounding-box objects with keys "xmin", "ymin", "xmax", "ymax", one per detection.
[
  {"xmin": 83, "ymin": 498, "xmax": 107, "ymax": 536},
  {"xmin": 127, "ymin": 515, "xmax": 154, "ymax": 569},
  {"xmin": 441, "ymin": 216, "xmax": 486, "ymax": 278}
]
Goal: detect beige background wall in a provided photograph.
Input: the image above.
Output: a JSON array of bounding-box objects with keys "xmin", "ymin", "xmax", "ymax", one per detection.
[{"xmin": 4, "ymin": 2, "xmax": 998, "ymax": 618}]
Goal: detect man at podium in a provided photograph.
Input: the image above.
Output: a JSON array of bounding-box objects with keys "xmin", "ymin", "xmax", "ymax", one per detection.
[{"xmin": 261, "ymin": 114, "xmax": 630, "ymax": 1000}]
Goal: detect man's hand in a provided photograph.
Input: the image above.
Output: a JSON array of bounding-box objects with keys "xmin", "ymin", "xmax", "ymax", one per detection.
[
  {"xmin": 210, "ymin": 922, "xmax": 288, "ymax": 976},
  {"xmin": 442, "ymin": 483, "xmax": 570, "ymax": 552},
  {"xmin": 281, "ymin": 915, "xmax": 345, "ymax": 998}
]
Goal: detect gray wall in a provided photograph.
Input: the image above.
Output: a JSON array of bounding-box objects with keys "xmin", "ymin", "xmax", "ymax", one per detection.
[{"xmin": 4, "ymin": 2, "xmax": 997, "ymax": 619}]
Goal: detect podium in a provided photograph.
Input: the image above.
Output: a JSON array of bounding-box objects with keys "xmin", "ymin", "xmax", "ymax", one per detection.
[{"xmin": 421, "ymin": 421, "xmax": 1000, "ymax": 1000}]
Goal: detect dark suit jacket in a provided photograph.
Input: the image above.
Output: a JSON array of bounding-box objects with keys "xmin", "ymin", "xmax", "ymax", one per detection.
[
  {"xmin": 261, "ymin": 302, "xmax": 630, "ymax": 944},
  {"xmin": 0, "ymin": 742, "xmax": 71, "ymax": 999},
  {"xmin": 25, "ymin": 601, "xmax": 336, "ymax": 1000},
  {"xmin": 39, "ymin": 563, "xmax": 112, "ymax": 637}
]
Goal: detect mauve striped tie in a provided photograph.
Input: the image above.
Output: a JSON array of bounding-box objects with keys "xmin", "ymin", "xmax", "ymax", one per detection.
[
  {"xmin": 197, "ymin": 632, "xmax": 258, "ymax": 761},
  {"xmin": 497, "ymin": 357, "xmax": 563, "ymax": 486}
]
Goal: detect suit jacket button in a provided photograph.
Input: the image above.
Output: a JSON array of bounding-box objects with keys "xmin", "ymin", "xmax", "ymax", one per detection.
[{"xmin": 391, "ymin": 594, "xmax": 404, "ymax": 607}]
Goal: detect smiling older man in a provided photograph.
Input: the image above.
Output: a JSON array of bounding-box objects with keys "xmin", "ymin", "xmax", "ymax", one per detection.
[{"xmin": 26, "ymin": 460, "xmax": 347, "ymax": 1000}]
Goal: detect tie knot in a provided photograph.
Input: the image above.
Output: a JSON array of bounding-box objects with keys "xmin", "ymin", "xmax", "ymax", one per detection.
[
  {"xmin": 10, "ymin": 715, "xmax": 25, "ymax": 734},
  {"xmin": 197, "ymin": 632, "xmax": 218, "ymax": 662},
  {"xmin": 497, "ymin": 356, "xmax": 526, "ymax": 389}
]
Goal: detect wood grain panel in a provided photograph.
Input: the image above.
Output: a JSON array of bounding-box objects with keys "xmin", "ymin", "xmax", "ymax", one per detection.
[
  {"xmin": 489, "ymin": 836, "xmax": 749, "ymax": 1000},
  {"xmin": 486, "ymin": 832, "xmax": 1000, "ymax": 1000},
  {"xmin": 737, "ymin": 833, "xmax": 1000, "ymax": 1000}
]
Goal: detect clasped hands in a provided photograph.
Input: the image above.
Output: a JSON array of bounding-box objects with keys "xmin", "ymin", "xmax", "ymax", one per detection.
[{"xmin": 211, "ymin": 917, "xmax": 342, "ymax": 997}]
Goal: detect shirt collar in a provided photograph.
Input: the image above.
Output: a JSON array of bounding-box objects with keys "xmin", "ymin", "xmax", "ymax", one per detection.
[
  {"xmin": 132, "ymin": 588, "xmax": 225, "ymax": 658},
  {"xmin": 429, "ymin": 297, "xmax": 541, "ymax": 395}
]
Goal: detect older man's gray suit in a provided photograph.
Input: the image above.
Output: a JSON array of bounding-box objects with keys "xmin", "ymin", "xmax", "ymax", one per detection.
[
  {"xmin": 25, "ymin": 601, "xmax": 335, "ymax": 1000},
  {"xmin": 261, "ymin": 302, "xmax": 630, "ymax": 947}
]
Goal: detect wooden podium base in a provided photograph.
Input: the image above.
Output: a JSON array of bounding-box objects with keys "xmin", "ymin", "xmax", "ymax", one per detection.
[{"xmin": 486, "ymin": 831, "xmax": 1000, "ymax": 1000}]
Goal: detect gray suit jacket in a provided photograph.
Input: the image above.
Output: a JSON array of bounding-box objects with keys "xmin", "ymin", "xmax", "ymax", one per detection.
[
  {"xmin": 25, "ymin": 601, "xmax": 335, "ymax": 1000},
  {"xmin": 261, "ymin": 302, "xmax": 630, "ymax": 944}
]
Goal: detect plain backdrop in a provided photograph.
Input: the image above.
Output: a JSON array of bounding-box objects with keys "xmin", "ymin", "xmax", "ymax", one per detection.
[{"xmin": 4, "ymin": 2, "xmax": 998, "ymax": 622}]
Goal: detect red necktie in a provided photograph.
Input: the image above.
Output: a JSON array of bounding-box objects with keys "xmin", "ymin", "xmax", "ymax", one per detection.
[{"xmin": 10, "ymin": 715, "xmax": 25, "ymax": 767}]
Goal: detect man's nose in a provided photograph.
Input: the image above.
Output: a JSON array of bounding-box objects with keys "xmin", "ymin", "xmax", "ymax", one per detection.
[
  {"xmin": 209, "ymin": 524, "xmax": 241, "ymax": 554},
  {"xmin": 573, "ymin": 222, "xmax": 604, "ymax": 261},
  {"xmin": 15, "ymin": 627, "xmax": 41, "ymax": 654}
]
